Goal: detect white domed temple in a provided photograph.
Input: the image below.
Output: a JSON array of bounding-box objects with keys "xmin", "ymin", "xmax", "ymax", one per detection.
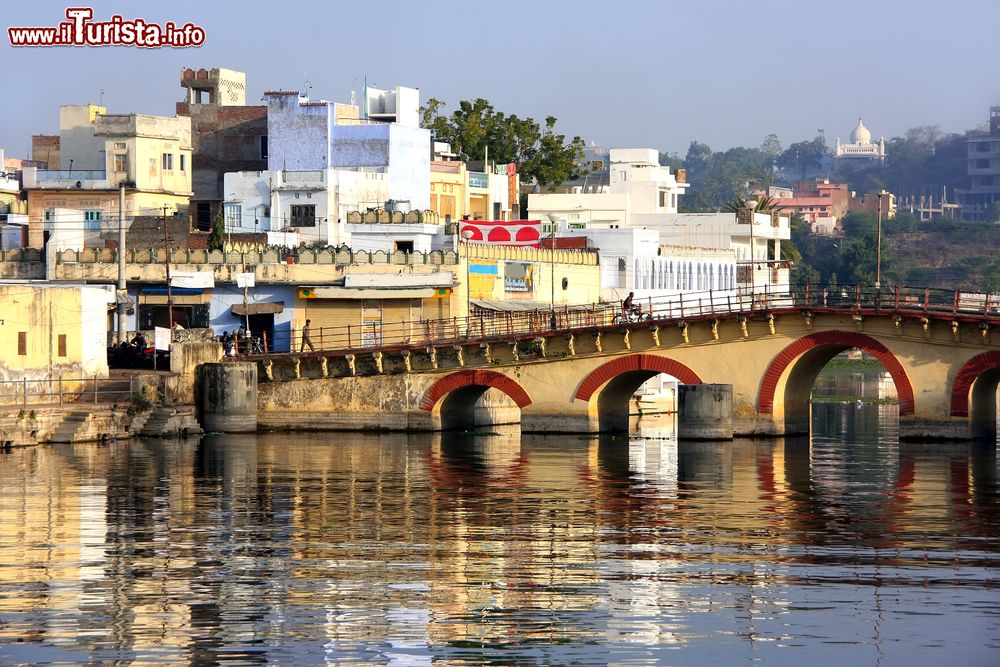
[{"xmin": 835, "ymin": 117, "xmax": 886, "ymax": 160}]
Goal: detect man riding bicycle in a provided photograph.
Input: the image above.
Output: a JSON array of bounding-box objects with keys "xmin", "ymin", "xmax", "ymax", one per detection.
[{"xmin": 622, "ymin": 291, "xmax": 642, "ymax": 319}]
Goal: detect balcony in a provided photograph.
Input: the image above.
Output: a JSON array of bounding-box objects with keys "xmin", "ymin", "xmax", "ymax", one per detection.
[
  {"xmin": 468, "ymin": 172, "xmax": 489, "ymax": 189},
  {"xmin": 22, "ymin": 167, "xmax": 111, "ymax": 190}
]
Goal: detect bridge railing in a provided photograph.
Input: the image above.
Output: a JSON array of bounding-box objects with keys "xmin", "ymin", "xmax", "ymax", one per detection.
[
  {"xmin": 243, "ymin": 284, "xmax": 1000, "ymax": 358},
  {"xmin": 800, "ymin": 284, "xmax": 1000, "ymax": 317}
]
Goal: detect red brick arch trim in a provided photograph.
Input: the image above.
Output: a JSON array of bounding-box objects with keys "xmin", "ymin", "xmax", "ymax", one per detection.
[
  {"xmin": 758, "ymin": 331, "xmax": 915, "ymax": 416},
  {"xmin": 950, "ymin": 351, "xmax": 1000, "ymax": 417},
  {"xmin": 419, "ymin": 370, "xmax": 532, "ymax": 412},
  {"xmin": 575, "ymin": 354, "xmax": 702, "ymax": 402}
]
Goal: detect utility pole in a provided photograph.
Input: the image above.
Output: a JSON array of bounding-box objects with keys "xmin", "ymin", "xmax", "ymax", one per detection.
[
  {"xmin": 116, "ymin": 182, "xmax": 126, "ymax": 342},
  {"xmin": 875, "ymin": 191, "xmax": 885, "ymax": 289},
  {"xmin": 163, "ymin": 205, "xmax": 174, "ymax": 335}
]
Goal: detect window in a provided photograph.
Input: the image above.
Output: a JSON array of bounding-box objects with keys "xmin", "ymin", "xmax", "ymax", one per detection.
[
  {"xmin": 57, "ymin": 334, "xmax": 67, "ymax": 357},
  {"xmin": 84, "ymin": 210, "xmax": 101, "ymax": 232},
  {"xmin": 180, "ymin": 154, "xmax": 186, "ymax": 171},
  {"xmin": 394, "ymin": 240, "xmax": 414, "ymax": 253},
  {"xmin": 290, "ymin": 204, "xmax": 316, "ymax": 227},
  {"xmin": 114, "ymin": 142, "xmax": 127, "ymax": 151},
  {"xmin": 659, "ymin": 191, "xmax": 667, "ymax": 207},
  {"xmin": 978, "ymin": 142, "xmax": 991, "ymax": 152},
  {"xmin": 225, "ymin": 204, "xmax": 241, "ymax": 230},
  {"xmin": 259, "ymin": 135, "xmax": 268, "ymax": 160},
  {"xmin": 162, "ymin": 153, "xmax": 173, "ymax": 170},
  {"xmin": 17, "ymin": 332, "xmax": 26, "ymax": 355},
  {"xmin": 114, "ymin": 155, "xmax": 128, "ymax": 172}
]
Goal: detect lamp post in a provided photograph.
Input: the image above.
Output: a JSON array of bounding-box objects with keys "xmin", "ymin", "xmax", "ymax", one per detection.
[
  {"xmin": 461, "ymin": 228, "xmax": 474, "ymax": 322},
  {"xmin": 547, "ymin": 212, "xmax": 559, "ymax": 330},
  {"xmin": 745, "ymin": 201, "xmax": 757, "ymax": 301},
  {"xmin": 875, "ymin": 190, "xmax": 887, "ymax": 290}
]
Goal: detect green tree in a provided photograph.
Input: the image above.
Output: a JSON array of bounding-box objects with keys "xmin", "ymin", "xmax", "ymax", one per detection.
[
  {"xmin": 760, "ymin": 133, "xmax": 783, "ymax": 160},
  {"xmin": 984, "ymin": 200, "xmax": 1000, "ymax": 223},
  {"xmin": 419, "ymin": 97, "xmax": 585, "ymax": 187},
  {"xmin": 208, "ymin": 211, "xmax": 225, "ymax": 252},
  {"xmin": 776, "ymin": 136, "xmax": 827, "ymax": 179}
]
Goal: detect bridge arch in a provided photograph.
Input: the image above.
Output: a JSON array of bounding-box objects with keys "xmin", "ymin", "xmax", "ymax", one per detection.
[
  {"xmin": 575, "ymin": 354, "xmax": 703, "ymax": 432},
  {"xmin": 420, "ymin": 369, "xmax": 532, "ymax": 431},
  {"xmin": 758, "ymin": 330, "xmax": 915, "ymax": 434},
  {"xmin": 950, "ymin": 351, "xmax": 1000, "ymax": 440}
]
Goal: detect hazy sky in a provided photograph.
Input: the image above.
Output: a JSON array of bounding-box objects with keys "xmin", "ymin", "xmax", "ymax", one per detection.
[{"xmin": 3, "ymin": 0, "xmax": 999, "ymax": 159}]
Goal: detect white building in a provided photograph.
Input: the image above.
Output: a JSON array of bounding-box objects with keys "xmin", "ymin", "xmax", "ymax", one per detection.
[
  {"xmin": 834, "ymin": 117, "xmax": 886, "ymax": 160},
  {"xmin": 646, "ymin": 212, "xmax": 791, "ymax": 294},
  {"xmin": 344, "ymin": 221, "xmax": 450, "ymax": 254},
  {"xmin": 224, "ymin": 168, "xmax": 390, "ymax": 246},
  {"xmin": 556, "ymin": 226, "xmax": 738, "ymax": 303},
  {"xmin": 265, "ymin": 85, "xmax": 430, "ymax": 210},
  {"xmin": 530, "ymin": 163, "xmax": 790, "ymax": 296},
  {"xmin": 528, "ymin": 148, "xmax": 688, "ymax": 227}
]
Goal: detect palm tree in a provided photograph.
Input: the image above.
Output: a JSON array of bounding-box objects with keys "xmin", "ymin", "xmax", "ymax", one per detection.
[{"xmin": 723, "ymin": 194, "xmax": 785, "ymax": 213}]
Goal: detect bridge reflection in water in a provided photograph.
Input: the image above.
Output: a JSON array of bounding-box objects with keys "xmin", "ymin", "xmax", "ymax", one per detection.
[{"xmin": 0, "ymin": 407, "xmax": 997, "ymax": 664}]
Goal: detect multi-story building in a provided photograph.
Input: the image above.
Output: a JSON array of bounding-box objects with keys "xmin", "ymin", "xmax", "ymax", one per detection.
[
  {"xmin": 224, "ymin": 168, "xmax": 390, "ymax": 246},
  {"xmin": 958, "ymin": 105, "xmax": 1000, "ymax": 220},
  {"xmin": 264, "ymin": 84, "xmax": 430, "ymax": 210},
  {"xmin": 528, "ymin": 148, "xmax": 688, "ymax": 228},
  {"xmin": 428, "ymin": 142, "xmax": 519, "ymax": 223},
  {"xmin": 769, "ymin": 180, "xmax": 850, "ymax": 232},
  {"xmin": 176, "ymin": 67, "xmax": 267, "ymax": 229},
  {"xmin": 22, "ymin": 105, "xmax": 192, "ymax": 249}
]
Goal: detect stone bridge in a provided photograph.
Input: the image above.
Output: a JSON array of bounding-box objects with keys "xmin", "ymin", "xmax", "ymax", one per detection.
[{"xmin": 250, "ymin": 287, "xmax": 1000, "ymax": 441}]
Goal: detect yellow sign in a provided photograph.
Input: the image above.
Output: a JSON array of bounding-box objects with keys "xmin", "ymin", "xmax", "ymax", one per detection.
[
  {"xmin": 299, "ymin": 287, "xmax": 316, "ymax": 299},
  {"xmin": 434, "ymin": 287, "xmax": 453, "ymax": 298},
  {"xmin": 469, "ymin": 260, "xmax": 498, "ymax": 299}
]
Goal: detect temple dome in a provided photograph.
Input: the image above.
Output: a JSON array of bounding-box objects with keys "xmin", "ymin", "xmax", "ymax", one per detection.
[{"xmin": 850, "ymin": 117, "xmax": 871, "ymax": 144}]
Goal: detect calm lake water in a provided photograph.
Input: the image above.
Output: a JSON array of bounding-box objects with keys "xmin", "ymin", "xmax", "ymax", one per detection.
[{"xmin": 1, "ymin": 401, "xmax": 998, "ymax": 665}]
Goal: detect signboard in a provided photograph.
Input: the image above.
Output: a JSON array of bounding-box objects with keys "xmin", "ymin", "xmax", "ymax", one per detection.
[
  {"xmin": 170, "ymin": 270, "xmax": 215, "ymax": 288},
  {"xmin": 503, "ymin": 261, "xmax": 533, "ymax": 293},
  {"xmin": 507, "ymin": 163, "xmax": 518, "ymax": 208},
  {"xmin": 469, "ymin": 260, "xmax": 498, "ymax": 299},
  {"xmin": 236, "ymin": 272, "xmax": 255, "ymax": 288},
  {"xmin": 361, "ymin": 305, "xmax": 382, "ymax": 347},
  {"xmin": 154, "ymin": 326, "xmax": 171, "ymax": 351}
]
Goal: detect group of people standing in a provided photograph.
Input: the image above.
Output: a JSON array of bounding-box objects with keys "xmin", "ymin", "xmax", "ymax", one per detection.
[{"xmin": 219, "ymin": 325, "xmax": 250, "ymax": 357}]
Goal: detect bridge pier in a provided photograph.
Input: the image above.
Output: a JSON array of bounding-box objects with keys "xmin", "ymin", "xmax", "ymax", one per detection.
[{"xmin": 677, "ymin": 384, "xmax": 733, "ymax": 440}]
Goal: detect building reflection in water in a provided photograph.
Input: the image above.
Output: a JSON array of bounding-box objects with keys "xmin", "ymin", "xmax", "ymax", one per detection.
[{"xmin": 0, "ymin": 408, "xmax": 996, "ymax": 664}]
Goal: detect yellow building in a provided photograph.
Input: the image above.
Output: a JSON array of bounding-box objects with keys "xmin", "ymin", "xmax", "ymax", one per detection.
[
  {"xmin": 460, "ymin": 244, "xmax": 602, "ymax": 318},
  {"xmin": 0, "ymin": 283, "xmax": 113, "ymax": 384},
  {"xmin": 293, "ymin": 265, "xmax": 460, "ymax": 347},
  {"xmin": 22, "ymin": 105, "xmax": 193, "ymax": 249},
  {"xmin": 430, "ymin": 160, "xmax": 468, "ymax": 222},
  {"xmin": 431, "ymin": 159, "xmax": 519, "ymax": 222}
]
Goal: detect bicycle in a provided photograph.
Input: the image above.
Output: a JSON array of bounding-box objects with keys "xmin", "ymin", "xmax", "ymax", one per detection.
[{"xmin": 612, "ymin": 308, "xmax": 652, "ymax": 325}]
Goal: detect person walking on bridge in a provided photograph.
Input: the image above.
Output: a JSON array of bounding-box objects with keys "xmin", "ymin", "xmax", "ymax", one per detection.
[{"xmin": 300, "ymin": 319, "xmax": 316, "ymax": 353}]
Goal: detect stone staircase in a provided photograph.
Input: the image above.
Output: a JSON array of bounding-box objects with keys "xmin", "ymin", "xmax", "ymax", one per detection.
[
  {"xmin": 139, "ymin": 406, "xmax": 203, "ymax": 438},
  {"xmin": 47, "ymin": 411, "xmax": 91, "ymax": 443}
]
